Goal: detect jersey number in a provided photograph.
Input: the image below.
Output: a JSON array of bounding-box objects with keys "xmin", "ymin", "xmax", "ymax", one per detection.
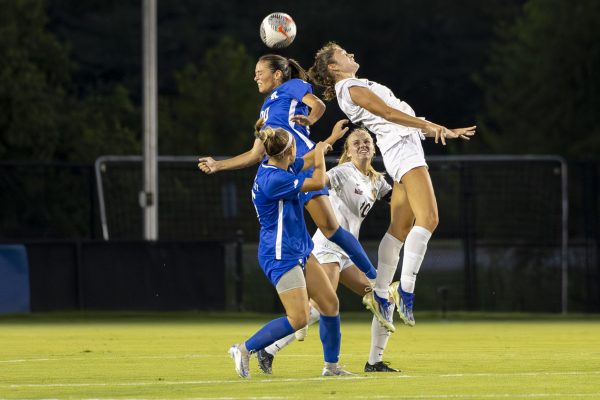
[
  {"xmin": 359, "ymin": 201, "xmax": 371, "ymax": 218},
  {"xmin": 260, "ymin": 107, "xmax": 270, "ymax": 123}
]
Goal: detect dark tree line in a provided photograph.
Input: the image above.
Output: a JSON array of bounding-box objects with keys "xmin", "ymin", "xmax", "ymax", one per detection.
[{"xmin": 0, "ymin": 0, "xmax": 598, "ymax": 162}]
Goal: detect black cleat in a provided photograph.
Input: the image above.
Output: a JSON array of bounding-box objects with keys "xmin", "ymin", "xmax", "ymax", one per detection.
[
  {"xmin": 256, "ymin": 349, "xmax": 274, "ymax": 374},
  {"xmin": 364, "ymin": 361, "xmax": 400, "ymax": 372}
]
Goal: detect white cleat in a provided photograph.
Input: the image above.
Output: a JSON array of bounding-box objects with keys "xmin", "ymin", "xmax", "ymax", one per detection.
[
  {"xmin": 229, "ymin": 344, "xmax": 250, "ymax": 378},
  {"xmin": 322, "ymin": 362, "xmax": 355, "ymax": 376},
  {"xmin": 362, "ymin": 291, "xmax": 395, "ymax": 333}
]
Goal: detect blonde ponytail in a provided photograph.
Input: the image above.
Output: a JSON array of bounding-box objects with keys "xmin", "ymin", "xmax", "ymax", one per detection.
[{"xmin": 254, "ymin": 118, "xmax": 295, "ymax": 160}]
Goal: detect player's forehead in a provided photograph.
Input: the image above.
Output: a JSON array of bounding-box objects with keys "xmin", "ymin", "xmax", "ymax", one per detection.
[
  {"xmin": 336, "ymin": 47, "xmax": 350, "ymax": 56},
  {"xmin": 255, "ymin": 60, "xmax": 270, "ymax": 73},
  {"xmin": 349, "ymin": 130, "xmax": 372, "ymax": 143}
]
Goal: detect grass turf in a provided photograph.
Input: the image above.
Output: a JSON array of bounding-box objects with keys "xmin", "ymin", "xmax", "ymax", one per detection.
[{"xmin": 1, "ymin": 312, "xmax": 599, "ymax": 399}]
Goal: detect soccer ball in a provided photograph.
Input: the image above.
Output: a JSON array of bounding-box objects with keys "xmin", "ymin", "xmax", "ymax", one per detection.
[{"xmin": 260, "ymin": 12, "xmax": 296, "ymax": 49}]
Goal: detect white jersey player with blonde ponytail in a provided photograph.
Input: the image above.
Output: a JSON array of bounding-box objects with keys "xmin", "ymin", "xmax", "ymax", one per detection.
[
  {"xmin": 308, "ymin": 42, "xmax": 476, "ymax": 332},
  {"xmin": 257, "ymin": 128, "xmax": 402, "ymax": 374}
]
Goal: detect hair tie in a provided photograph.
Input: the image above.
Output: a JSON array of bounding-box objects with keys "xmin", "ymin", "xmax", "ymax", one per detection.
[{"xmin": 274, "ymin": 131, "xmax": 294, "ymax": 156}]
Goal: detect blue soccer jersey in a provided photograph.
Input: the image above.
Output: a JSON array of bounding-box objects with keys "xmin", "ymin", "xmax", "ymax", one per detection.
[
  {"xmin": 259, "ymin": 79, "xmax": 315, "ymax": 158},
  {"xmin": 252, "ymin": 158, "xmax": 313, "ymax": 285}
]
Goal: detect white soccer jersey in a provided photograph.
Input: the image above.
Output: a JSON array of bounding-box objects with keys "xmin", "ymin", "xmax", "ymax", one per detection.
[
  {"xmin": 335, "ymin": 78, "xmax": 425, "ymax": 155},
  {"xmin": 312, "ymin": 162, "xmax": 391, "ymax": 254}
]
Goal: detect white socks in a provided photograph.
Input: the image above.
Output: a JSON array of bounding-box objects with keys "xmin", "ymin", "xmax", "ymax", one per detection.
[
  {"xmin": 374, "ymin": 232, "xmax": 404, "ymax": 299},
  {"xmin": 265, "ymin": 305, "xmax": 320, "ymax": 355},
  {"xmin": 368, "ymin": 312, "xmax": 393, "ymax": 364},
  {"xmin": 401, "ymin": 226, "xmax": 432, "ymax": 293}
]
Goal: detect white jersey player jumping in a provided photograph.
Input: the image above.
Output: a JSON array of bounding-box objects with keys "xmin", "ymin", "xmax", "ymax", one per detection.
[
  {"xmin": 257, "ymin": 128, "xmax": 401, "ymax": 373},
  {"xmin": 308, "ymin": 42, "xmax": 476, "ymax": 332}
]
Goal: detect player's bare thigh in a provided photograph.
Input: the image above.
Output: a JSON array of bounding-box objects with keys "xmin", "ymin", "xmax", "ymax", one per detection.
[
  {"xmin": 387, "ymin": 180, "xmax": 416, "ymax": 241},
  {"xmin": 400, "ymin": 166, "xmax": 438, "ymax": 231},
  {"xmin": 305, "ymin": 254, "xmax": 339, "ymax": 316},
  {"xmin": 304, "ymin": 195, "xmax": 340, "ymax": 237}
]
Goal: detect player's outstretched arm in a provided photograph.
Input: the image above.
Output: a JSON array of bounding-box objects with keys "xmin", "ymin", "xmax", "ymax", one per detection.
[
  {"xmin": 448, "ymin": 126, "xmax": 476, "ymax": 141},
  {"xmin": 420, "ymin": 124, "xmax": 476, "ymax": 142},
  {"xmin": 198, "ymin": 139, "xmax": 266, "ymax": 174},
  {"xmin": 348, "ymin": 86, "xmax": 453, "ymax": 145},
  {"xmin": 290, "ymin": 93, "xmax": 326, "ymax": 126}
]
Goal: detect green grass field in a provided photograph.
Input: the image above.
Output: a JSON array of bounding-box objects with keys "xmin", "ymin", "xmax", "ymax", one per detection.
[{"xmin": 1, "ymin": 312, "xmax": 599, "ymax": 399}]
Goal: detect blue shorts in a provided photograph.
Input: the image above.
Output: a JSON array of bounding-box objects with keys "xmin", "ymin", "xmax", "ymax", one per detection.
[
  {"xmin": 300, "ymin": 187, "xmax": 329, "ymax": 205},
  {"xmin": 298, "ymin": 167, "xmax": 329, "ymax": 206},
  {"xmin": 258, "ymin": 256, "xmax": 307, "ymax": 287}
]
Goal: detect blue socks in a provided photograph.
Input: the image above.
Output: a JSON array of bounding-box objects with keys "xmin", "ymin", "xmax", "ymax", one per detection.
[
  {"xmin": 319, "ymin": 314, "xmax": 341, "ymax": 363},
  {"xmin": 244, "ymin": 316, "xmax": 295, "ymax": 352},
  {"xmin": 328, "ymin": 227, "xmax": 377, "ymax": 279}
]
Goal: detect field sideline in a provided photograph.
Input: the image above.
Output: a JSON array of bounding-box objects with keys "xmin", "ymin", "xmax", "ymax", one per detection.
[{"xmin": 1, "ymin": 312, "xmax": 599, "ymax": 399}]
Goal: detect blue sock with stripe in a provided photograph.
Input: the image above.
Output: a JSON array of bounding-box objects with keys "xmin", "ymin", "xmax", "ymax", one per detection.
[
  {"xmin": 245, "ymin": 316, "xmax": 295, "ymax": 352},
  {"xmin": 328, "ymin": 227, "xmax": 377, "ymax": 279},
  {"xmin": 319, "ymin": 314, "xmax": 341, "ymax": 363}
]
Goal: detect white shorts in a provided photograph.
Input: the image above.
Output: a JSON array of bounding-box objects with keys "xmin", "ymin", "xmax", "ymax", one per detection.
[
  {"xmin": 382, "ymin": 132, "xmax": 427, "ymax": 182},
  {"xmin": 312, "ymin": 245, "xmax": 354, "ymax": 272}
]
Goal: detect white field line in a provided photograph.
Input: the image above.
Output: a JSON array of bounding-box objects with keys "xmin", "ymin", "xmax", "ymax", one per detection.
[
  {"xmin": 3, "ymin": 393, "xmax": 600, "ymax": 400},
  {"xmin": 3, "ymin": 370, "xmax": 600, "ymax": 389},
  {"xmin": 0, "ymin": 354, "xmax": 327, "ymax": 363}
]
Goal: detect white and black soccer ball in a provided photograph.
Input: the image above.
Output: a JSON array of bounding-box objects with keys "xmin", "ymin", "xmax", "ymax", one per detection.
[{"xmin": 260, "ymin": 12, "xmax": 296, "ymax": 49}]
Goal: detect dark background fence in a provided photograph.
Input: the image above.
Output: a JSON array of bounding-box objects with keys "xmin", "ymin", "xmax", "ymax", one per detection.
[
  {"xmin": 0, "ymin": 158, "xmax": 598, "ymax": 313},
  {"xmin": 23, "ymin": 241, "xmax": 226, "ymax": 312}
]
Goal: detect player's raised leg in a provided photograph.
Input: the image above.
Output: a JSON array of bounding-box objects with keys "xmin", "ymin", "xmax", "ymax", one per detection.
[
  {"xmin": 305, "ymin": 195, "xmax": 377, "ymax": 280},
  {"xmin": 393, "ymin": 167, "xmax": 437, "ymax": 326}
]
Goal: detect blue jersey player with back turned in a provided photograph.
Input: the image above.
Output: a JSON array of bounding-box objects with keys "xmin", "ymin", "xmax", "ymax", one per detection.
[{"xmin": 228, "ymin": 120, "xmax": 352, "ymax": 377}]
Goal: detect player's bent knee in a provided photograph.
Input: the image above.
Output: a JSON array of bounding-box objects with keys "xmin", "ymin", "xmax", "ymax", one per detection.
[
  {"xmin": 416, "ymin": 210, "xmax": 439, "ymax": 232},
  {"xmin": 425, "ymin": 211, "xmax": 439, "ymax": 231},
  {"xmin": 287, "ymin": 313, "xmax": 309, "ymax": 330},
  {"xmin": 320, "ymin": 224, "xmax": 339, "ymax": 238},
  {"xmin": 318, "ymin": 296, "xmax": 339, "ymax": 316},
  {"xmin": 388, "ymin": 223, "xmax": 412, "ymax": 242}
]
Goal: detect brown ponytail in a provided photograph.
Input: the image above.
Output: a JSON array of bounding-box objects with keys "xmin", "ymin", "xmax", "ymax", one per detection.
[
  {"xmin": 258, "ymin": 55, "xmax": 307, "ymax": 82},
  {"xmin": 307, "ymin": 42, "xmax": 340, "ymax": 101}
]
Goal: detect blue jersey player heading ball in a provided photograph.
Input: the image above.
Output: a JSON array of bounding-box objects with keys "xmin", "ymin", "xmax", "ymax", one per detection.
[
  {"xmin": 228, "ymin": 120, "xmax": 352, "ymax": 377},
  {"xmin": 199, "ymin": 54, "xmax": 377, "ymax": 282}
]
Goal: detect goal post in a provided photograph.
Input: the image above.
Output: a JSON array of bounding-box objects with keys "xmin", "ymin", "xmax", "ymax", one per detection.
[{"xmin": 95, "ymin": 154, "xmax": 569, "ymax": 313}]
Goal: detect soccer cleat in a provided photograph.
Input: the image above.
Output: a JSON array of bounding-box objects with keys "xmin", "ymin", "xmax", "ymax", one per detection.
[
  {"xmin": 362, "ymin": 291, "xmax": 395, "ymax": 333},
  {"xmin": 364, "ymin": 361, "xmax": 400, "ymax": 372},
  {"xmin": 390, "ymin": 281, "xmax": 415, "ymax": 326},
  {"xmin": 294, "ymin": 325, "xmax": 308, "ymax": 341},
  {"xmin": 228, "ymin": 344, "xmax": 250, "ymax": 378},
  {"xmin": 256, "ymin": 349, "xmax": 274, "ymax": 374},
  {"xmin": 322, "ymin": 363, "xmax": 355, "ymax": 376}
]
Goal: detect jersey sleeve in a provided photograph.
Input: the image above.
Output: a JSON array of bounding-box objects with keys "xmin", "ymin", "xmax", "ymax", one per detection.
[
  {"xmin": 264, "ymin": 170, "xmax": 306, "ymax": 201},
  {"xmin": 290, "ymin": 157, "xmax": 305, "ymax": 174},
  {"xmin": 326, "ymin": 164, "xmax": 351, "ymax": 192},
  {"xmin": 338, "ymin": 78, "xmax": 369, "ymax": 106},
  {"xmin": 286, "ymin": 79, "xmax": 313, "ymax": 102}
]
